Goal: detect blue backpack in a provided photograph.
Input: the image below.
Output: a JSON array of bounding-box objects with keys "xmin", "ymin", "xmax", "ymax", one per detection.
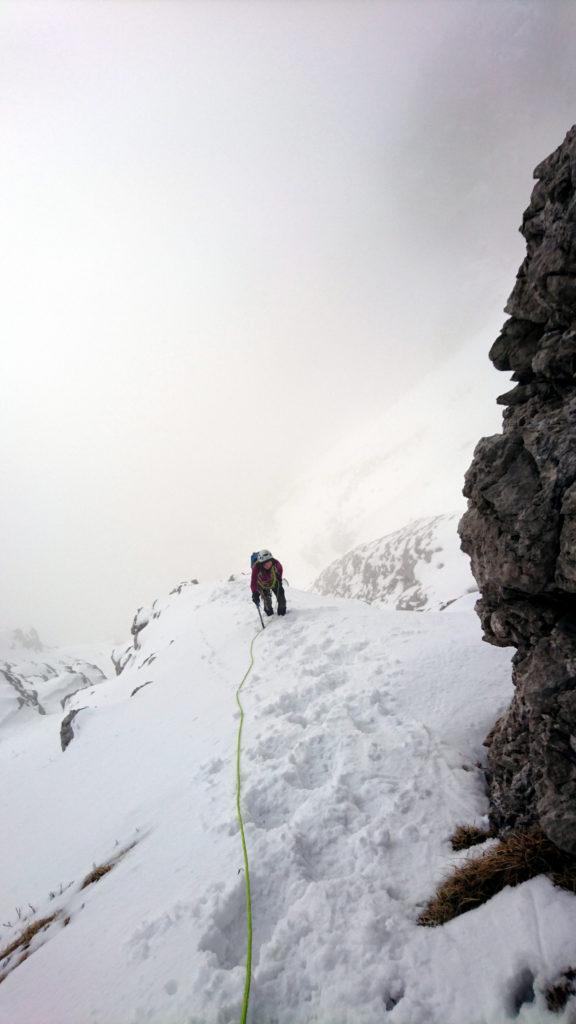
[{"xmin": 250, "ymin": 552, "xmax": 259, "ymax": 568}]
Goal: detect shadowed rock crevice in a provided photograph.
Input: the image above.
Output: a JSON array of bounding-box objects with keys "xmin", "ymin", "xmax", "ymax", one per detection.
[
  {"xmin": 0, "ymin": 665, "xmax": 46, "ymax": 716},
  {"xmin": 459, "ymin": 125, "xmax": 576, "ymax": 854},
  {"xmin": 60, "ymin": 708, "xmax": 87, "ymax": 751}
]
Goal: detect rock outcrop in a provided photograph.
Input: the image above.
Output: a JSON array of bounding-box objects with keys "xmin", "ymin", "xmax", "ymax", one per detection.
[
  {"xmin": 60, "ymin": 707, "xmax": 86, "ymax": 751},
  {"xmin": 459, "ymin": 125, "xmax": 576, "ymax": 853}
]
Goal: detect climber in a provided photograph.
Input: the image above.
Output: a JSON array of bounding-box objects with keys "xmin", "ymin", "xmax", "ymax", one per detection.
[{"xmin": 250, "ymin": 550, "xmax": 287, "ymax": 617}]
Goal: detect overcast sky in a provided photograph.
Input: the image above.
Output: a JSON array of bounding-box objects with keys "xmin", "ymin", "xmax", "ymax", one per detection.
[{"xmin": 2, "ymin": 0, "xmax": 576, "ymax": 644}]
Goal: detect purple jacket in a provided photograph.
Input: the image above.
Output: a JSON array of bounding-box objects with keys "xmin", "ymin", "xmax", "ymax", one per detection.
[{"xmin": 251, "ymin": 559, "xmax": 283, "ymax": 594}]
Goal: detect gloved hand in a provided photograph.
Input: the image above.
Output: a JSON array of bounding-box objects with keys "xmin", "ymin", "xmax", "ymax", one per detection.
[{"xmin": 252, "ymin": 592, "xmax": 260, "ymax": 605}]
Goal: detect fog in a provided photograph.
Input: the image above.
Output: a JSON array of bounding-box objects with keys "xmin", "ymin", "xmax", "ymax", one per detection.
[{"xmin": 2, "ymin": 0, "xmax": 576, "ymax": 643}]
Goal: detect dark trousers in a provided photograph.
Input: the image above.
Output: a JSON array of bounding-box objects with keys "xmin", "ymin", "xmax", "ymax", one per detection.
[{"xmin": 261, "ymin": 581, "xmax": 287, "ymax": 616}]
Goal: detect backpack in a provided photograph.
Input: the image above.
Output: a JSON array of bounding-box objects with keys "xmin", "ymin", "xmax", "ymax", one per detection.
[{"xmin": 250, "ymin": 552, "xmax": 259, "ymax": 568}]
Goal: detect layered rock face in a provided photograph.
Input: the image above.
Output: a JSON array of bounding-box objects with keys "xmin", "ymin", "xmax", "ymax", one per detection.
[{"xmin": 459, "ymin": 126, "xmax": 576, "ymax": 854}]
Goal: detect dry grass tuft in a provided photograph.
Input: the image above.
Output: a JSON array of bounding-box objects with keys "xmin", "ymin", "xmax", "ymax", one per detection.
[
  {"xmin": 419, "ymin": 827, "xmax": 576, "ymax": 927},
  {"xmin": 0, "ymin": 914, "xmax": 59, "ymax": 962},
  {"xmin": 80, "ymin": 840, "xmax": 138, "ymax": 890},
  {"xmin": 450, "ymin": 824, "xmax": 494, "ymax": 851},
  {"xmin": 80, "ymin": 863, "xmax": 114, "ymax": 889},
  {"xmin": 0, "ymin": 839, "xmax": 139, "ymax": 985},
  {"xmin": 545, "ymin": 968, "xmax": 576, "ymax": 1012},
  {"xmin": 549, "ymin": 863, "xmax": 576, "ymax": 895},
  {"xmin": 0, "ymin": 913, "xmax": 60, "ymax": 982}
]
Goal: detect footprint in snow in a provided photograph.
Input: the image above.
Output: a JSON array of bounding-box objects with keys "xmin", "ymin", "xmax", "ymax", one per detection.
[
  {"xmin": 127, "ymin": 902, "xmax": 194, "ymax": 963},
  {"xmin": 242, "ymin": 776, "xmax": 302, "ymax": 829},
  {"xmin": 284, "ymin": 732, "xmax": 335, "ymax": 791},
  {"xmin": 247, "ymin": 731, "xmax": 288, "ymax": 762},
  {"xmin": 199, "ymin": 757, "xmax": 225, "ymax": 780},
  {"xmin": 197, "ymin": 878, "xmax": 247, "ymax": 971},
  {"xmin": 348, "ymin": 712, "xmax": 379, "ymax": 734},
  {"xmin": 284, "ymin": 712, "xmax": 308, "ymax": 728},
  {"xmin": 257, "ymin": 691, "xmax": 301, "ymax": 718},
  {"xmin": 291, "ymin": 829, "xmax": 351, "ymax": 882}
]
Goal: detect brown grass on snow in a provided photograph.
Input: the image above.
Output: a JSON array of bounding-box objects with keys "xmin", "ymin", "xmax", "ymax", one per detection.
[
  {"xmin": 0, "ymin": 839, "xmax": 139, "ymax": 985},
  {"xmin": 0, "ymin": 914, "xmax": 59, "ymax": 962},
  {"xmin": 80, "ymin": 863, "xmax": 114, "ymax": 889},
  {"xmin": 80, "ymin": 840, "xmax": 138, "ymax": 890},
  {"xmin": 419, "ymin": 827, "xmax": 576, "ymax": 927},
  {"xmin": 545, "ymin": 968, "xmax": 576, "ymax": 1013},
  {"xmin": 0, "ymin": 913, "xmax": 60, "ymax": 983},
  {"xmin": 450, "ymin": 824, "xmax": 494, "ymax": 851}
]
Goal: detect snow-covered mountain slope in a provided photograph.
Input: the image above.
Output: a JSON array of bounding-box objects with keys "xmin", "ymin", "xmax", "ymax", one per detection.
[
  {"xmin": 313, "ymin": 513, "xmax": 477, "ymax": 612},
  {"xmin": 271, "ymin": 332, "xmax": 505, "ymax": 588},
  {"xmin": 0, "ymin": 630, "xmax": 111, "ymax": 732},
  {"xmin": 1, "ymin": 580, "xmax": 575, "ymax": 1024}
]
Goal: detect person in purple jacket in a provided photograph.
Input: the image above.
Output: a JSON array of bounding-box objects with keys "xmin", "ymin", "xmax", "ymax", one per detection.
[{"xmin": 251, "ymin": 550, "xmax": 287, "ymax": 617}]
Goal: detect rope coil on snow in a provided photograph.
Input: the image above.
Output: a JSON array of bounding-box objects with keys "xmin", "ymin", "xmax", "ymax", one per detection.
[{"xmin": 235, "ymin": 627, "xmax": 262, "ymax": 1023}]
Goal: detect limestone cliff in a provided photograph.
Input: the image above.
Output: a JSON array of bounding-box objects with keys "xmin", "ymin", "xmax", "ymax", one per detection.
[{"xmin": 459, "ymin": 126, "xmax": 576, "ymax": 854}]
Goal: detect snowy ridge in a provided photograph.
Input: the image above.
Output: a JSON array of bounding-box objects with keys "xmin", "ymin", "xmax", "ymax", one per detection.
[
  {"xmin": 1, "ymin": 580, "xmax": 576, "ymax": 1023},
  {"xmin": 0, "ymin": 632, "xmax": 111, "ymax": 730},
  {"xmin": 313, "ymin": 514, "xmax": 478, "ymax": 612}
]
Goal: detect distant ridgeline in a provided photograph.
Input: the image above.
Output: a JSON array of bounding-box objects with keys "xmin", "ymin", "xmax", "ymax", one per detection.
[
  {"xmin": 313, "ymin": 513, "xmax": 477, "ymax": 612},
  {"xmin": 11, "ymin": 627, "xmax": 43, "ymax": 652},
  {"xmin": 0, "ymin": 627, "xmax": 44, "ymax": 652}
]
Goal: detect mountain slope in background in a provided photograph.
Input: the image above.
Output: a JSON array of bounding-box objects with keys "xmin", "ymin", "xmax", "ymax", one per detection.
[
  {"xmin": 0, "ymin": 630, "xmax": 112, "ymax": 732},
  {"xmin": 1, "ymin": 580, "xmax": 575, "ymax": 1023},
  {"xmin": 271, "ymin": 332, "xmax": 505, "ymax": 588},
  {"xmin": 313, "ymin": 513, "xmax": 477, "ymax": 612}
]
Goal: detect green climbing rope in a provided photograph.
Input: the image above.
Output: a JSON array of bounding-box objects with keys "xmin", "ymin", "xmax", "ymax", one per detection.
[{"xmin": 235, "ymin": 628, "xmax": 261, "ymax": 1024}]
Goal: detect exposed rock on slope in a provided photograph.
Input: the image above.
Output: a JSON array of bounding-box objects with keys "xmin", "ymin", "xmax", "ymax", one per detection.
[
  {"xmin": 459, "ymin": 125, "xmax": 576, "ymax": 854},
  {"xmin": 0, "ymin": 632, "xmax": 109, "ymax": 733},
  {"xmin": 314, "ymin": 514, "xmax": 477, "ymax": 611},
  {"xmin": 112, "ymin": 582, "xmax": 199, "ymax": 675}
]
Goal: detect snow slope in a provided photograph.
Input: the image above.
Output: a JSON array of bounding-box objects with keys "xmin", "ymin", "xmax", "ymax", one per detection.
[
  {"xmin": 1, "ymin": 580, "xmax": 575, "ymax": 1024},
  {"xmin": 313, "ymin": 513, "xmax": 477, "ymax": 612}
]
